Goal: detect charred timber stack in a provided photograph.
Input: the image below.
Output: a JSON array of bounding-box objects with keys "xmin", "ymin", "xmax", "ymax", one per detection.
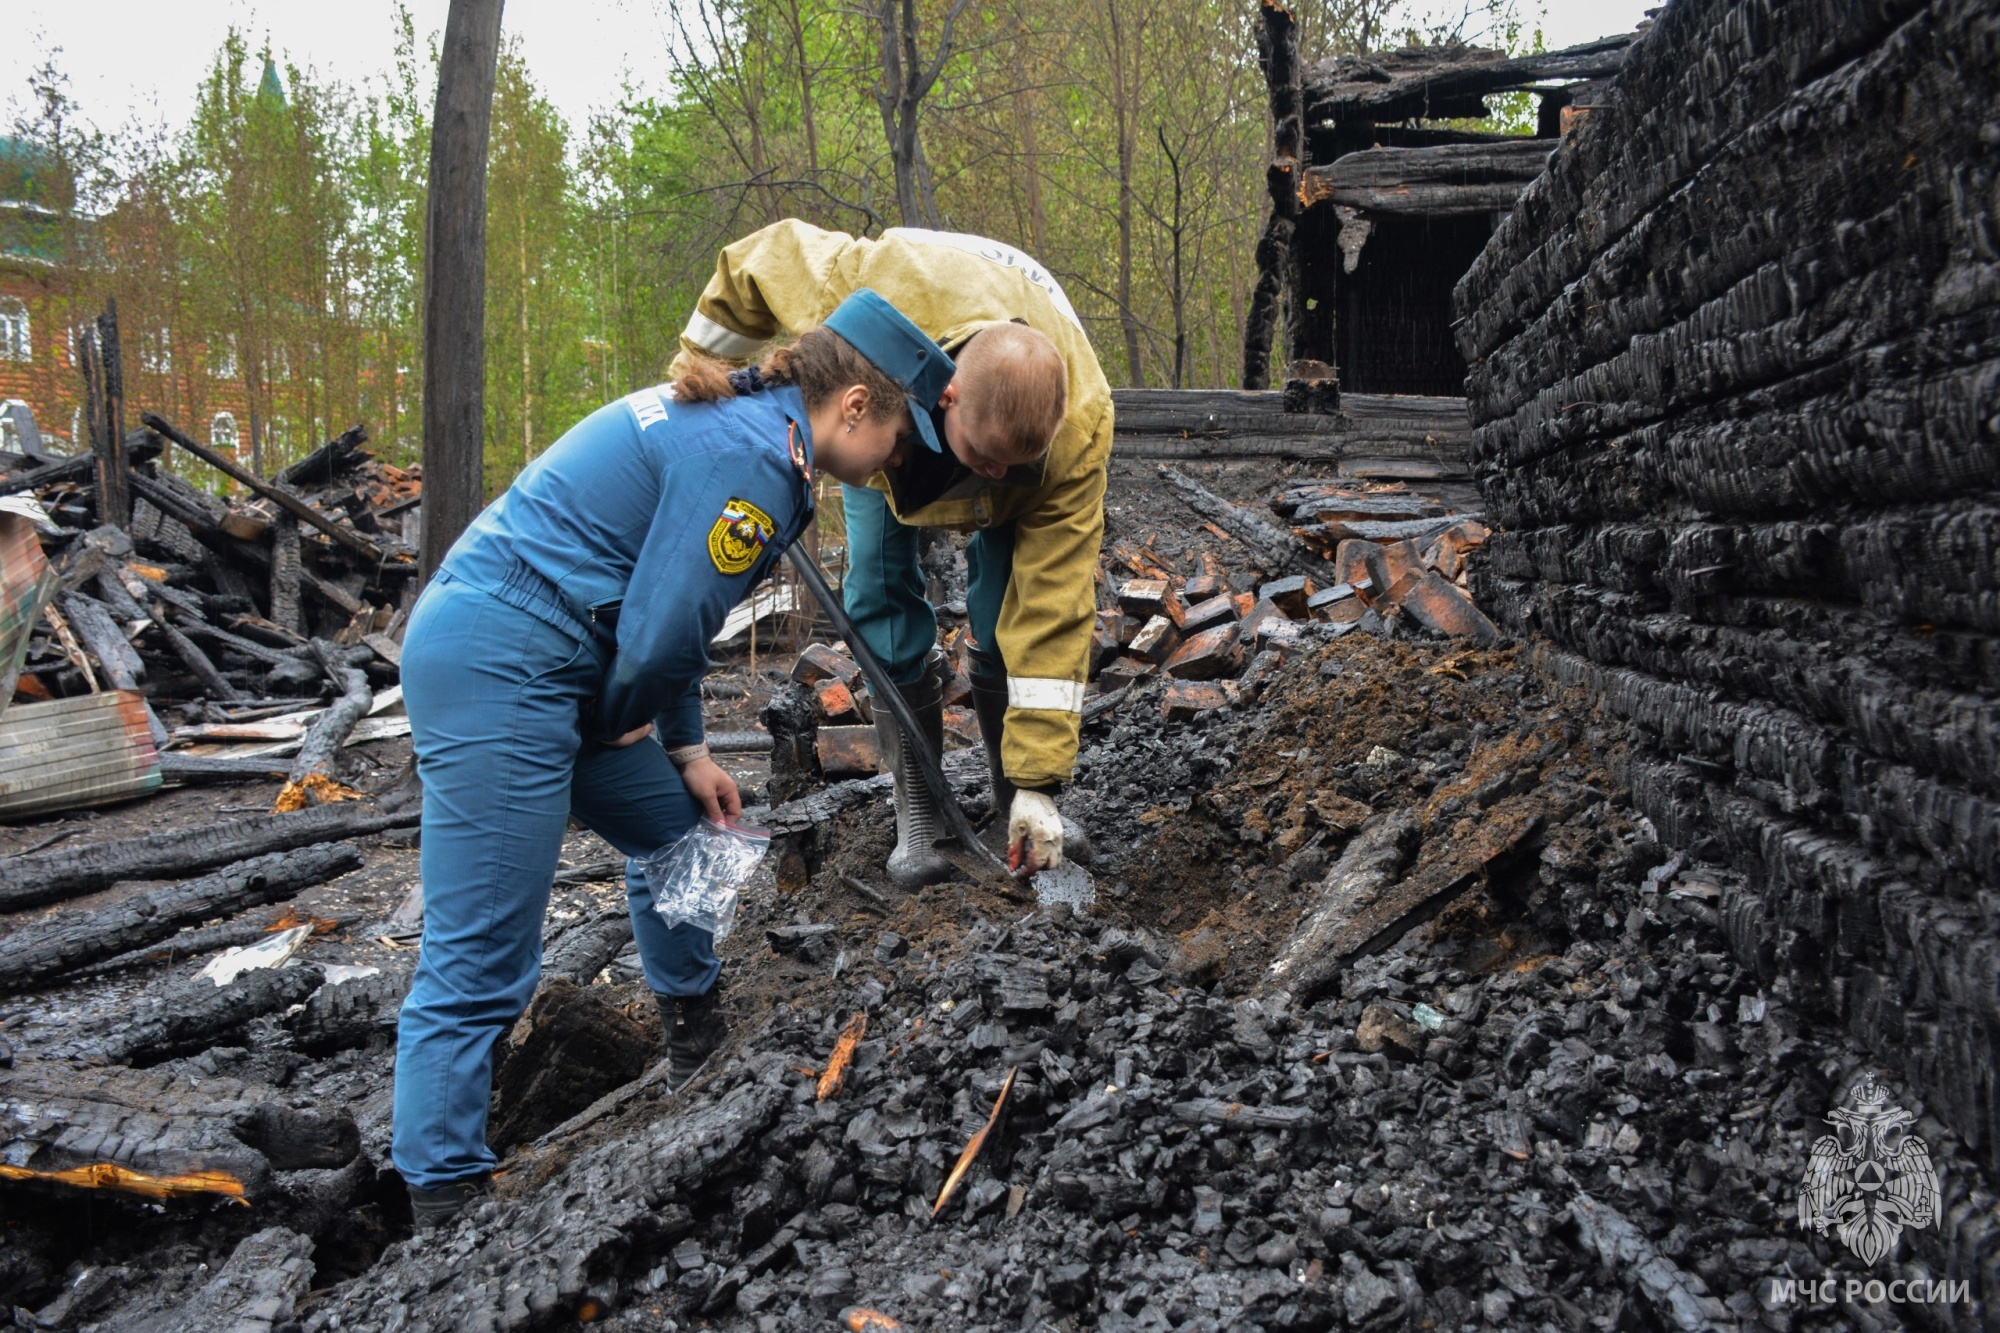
[
  {"xmin": 1455, "ymin": 0, "xmax": 2000, "ymax": 1196},
  {"xmin": 1244, "ymin": 1, "xmax": 1633, "ymax": 398},
  {"xmin": 0, "ymin": 395, "xmax": 421, "ymax": 815},
  {"xmin": 1108, "ymin": 388, "xmax": 1474, "ymax": 490}
]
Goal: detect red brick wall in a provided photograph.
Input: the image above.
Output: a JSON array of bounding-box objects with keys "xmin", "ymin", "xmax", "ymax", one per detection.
[{"xmin": 1, "ymin": 266, "xmax": 253, "ymax": 467}]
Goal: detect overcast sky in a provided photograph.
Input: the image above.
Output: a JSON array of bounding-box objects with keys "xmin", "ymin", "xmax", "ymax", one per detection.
[{"xmin": 5, "ymin": 0, "xmax": 1657, "ymax": 147}]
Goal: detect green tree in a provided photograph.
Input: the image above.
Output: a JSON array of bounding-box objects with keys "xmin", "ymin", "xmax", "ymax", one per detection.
[{"xmin": 482, "ymin": 44, "xmax": 589, "ymax": 491}]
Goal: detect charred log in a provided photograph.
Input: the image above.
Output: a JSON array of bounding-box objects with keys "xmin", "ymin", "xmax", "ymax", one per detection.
[
  {"xmin": 57, "ymin": 591, "xmax": 144, "ymax": 691},
  {"xmin": 1155, "ymin": 465, "xmax": 1340, "ymax": 584},
  {"xmin": 157, "ymin": 753, "xmax": 293, "ymax": 786},
  {"xmin": 79, "ymin": 906, "xmax": 362, "ymax": 980},
  {"xmin": 303, "ymin": 1079, "xmax": 782, "ymax": 1329},
  {"xmin": 1263, "ymin": 811, "xmax": 1419, "ymax": 1000},
  {"xmin": 78, "ymin": 964, "xmax": 327, "ymax": 1066},
  {"xmin": 274, "ymin": 425, "xmax": 369, "ymax": 489},
  {"xmin": 1301, "ymin": 139, "xmax": 1551, "ymax": 216},
  {"xmin": 0, "ymin": 801, "xmax": 418, "ymax": 912},
  {"xmin": 0, "ymin": 843, "xmax": 363, "ymax": 993},
  {"xmin": 284, "ymin": 644, "xmax": 372, "ymax": 795},
  {"xmin": 0, "ymin": 1060, "xmax": 354, "ymax": 1203},
  {"xmin": 490, "ymin": 979, "xmax": 656, "ymax": 1151},
  {"xmin": 287, "ymin": 969, "xmax": 412, "ymax": 1055},
  {"xmin": 543, "ymin": 909, "xmax": 637, "ymax": 986}
]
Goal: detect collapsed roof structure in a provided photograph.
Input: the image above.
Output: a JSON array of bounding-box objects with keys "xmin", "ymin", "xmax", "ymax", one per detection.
[{"xmin": 1243, "ymin": 6, "xmax": 1634, "ymax": 399}]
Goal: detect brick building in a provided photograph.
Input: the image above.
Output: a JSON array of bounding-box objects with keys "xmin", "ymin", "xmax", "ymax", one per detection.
[{"xmin": 0, "ymin": 135, "xmax": 252, "ymax": 464}]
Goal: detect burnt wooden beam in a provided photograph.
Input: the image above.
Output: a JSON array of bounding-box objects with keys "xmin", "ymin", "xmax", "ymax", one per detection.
[
  {"xmin": 78, "ymin": 907, "xmax": 362, "ymax": 979},
  {"xmin": 0, "ymin": 843, "xmax": 363, "ymax": 993},
  {"xmin": 274, "ymin": 424, "xmax": 370, "ymax": 488},
  {"xmin": 141, "ymin": 413, "xmax": 387, "ymax": 566},
  {"xmin": 157, "ymin": 753, "xmax": 293, "ymax": 786},
  {"xmin": 305, "ymin": 1081, "xmax": 784, "ymax": 1327},
  {"xmin": 1302, "ymin": 139, "xmax": 1552, "ymax": 216},
  {"xmin": 301, "ymin": 565, "xmax": 364, "ymax": 618},
  {"xmin": 1113, "ymin": 388, "xmax": 1343, "ymax": 437},
  {"xmin": 57, "ymin": 591, "xmax": 144, "ymax": 691},
  {"xmin": 544, "ymin": 910, "xmax": 637, "ymax": 986},
  {"xmin": 94, "ymin": 964, "xmax": 327, "ymax": 1066},
  {"xmin": 1107, "ymin": 390, "xmax": 1472, "ymax": 475},
  {"xmin": 1262, "ymin": 812, "xmax": 1420, "ymax": 999},
  {"xmin": 269, "ymin": 511, "xmax": 302, "ymax": 634},
  {"xmin": 1245, "ymin": 0, "xmax": 1304, "ymax": 389},
  {"xmin": 284, "ymin": 645, "xmax": 372, "ymax": 794},
  {"xmin": 1303, "ymin": 33, "xmax": 1635, "ymax": 126},
  {"xmin": 0, "ymin": 1061, "xmax": 355, "ymax": 1204},
  {"xmin": 1156, "ymin": 465, "xmax": 1341, "ymax": 584},
  {"xmin": 0, "ymin": 799, "xmax": 419, "ymax": 912},
  {"xmin": 0, "ymin": 453, "xmax": 94, "ymax": 497},
  {"xmin": 143, "ymin": 600, "xmax": 243, "ymax": 703},
  {"xmin": 71, "ymin": 301, "xmax": 132, "ymax": 531},
  {"xmin": 177, "ymin": 619, "xmax": 293, "ymax": 669},
  {"xmin": 288, "ymin": 968, "xmax": 412, "ymax": 1054}
]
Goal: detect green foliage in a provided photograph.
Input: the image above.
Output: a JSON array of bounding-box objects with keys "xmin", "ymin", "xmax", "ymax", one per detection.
[{"xmin": 13, "ymin": 0, "xmax": 1561, "ymax": 494}]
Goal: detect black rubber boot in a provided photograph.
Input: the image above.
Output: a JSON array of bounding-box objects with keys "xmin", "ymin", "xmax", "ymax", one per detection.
[
  {"xmin": 657, "ymin": 987, "xmax": 727, "ymax": 1091},
  {"xmin": 875, "ymin": 653, "xmax": 953, "ymax": 889},
  {"xmin": 408, "ymin": 1174, "xmax": 491, "ymax": 1231},
  {"xmin": 967, "ymin": 653, "xmax": 1015, "ymax": 822}
]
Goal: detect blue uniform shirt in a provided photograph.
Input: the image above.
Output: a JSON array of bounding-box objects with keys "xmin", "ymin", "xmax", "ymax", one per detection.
[{"xmin": 440, "ymin": 382, "xmax": 815, "ymax": 743}]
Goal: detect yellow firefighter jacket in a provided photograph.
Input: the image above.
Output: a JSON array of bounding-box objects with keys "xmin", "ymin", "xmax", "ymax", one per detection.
[{"xmin": 672, "ymin": 220, "xmax": 1112, "ymax": 789}]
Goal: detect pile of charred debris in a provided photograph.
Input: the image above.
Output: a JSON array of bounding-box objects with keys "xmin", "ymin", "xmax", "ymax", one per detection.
[
  {"xmin": 2, "ymin": 436, "xmax": 1986, "ymax": 1333},
  {"xmin": 1, "ymin": 406, "xmax": 420, "ymax": 821}
]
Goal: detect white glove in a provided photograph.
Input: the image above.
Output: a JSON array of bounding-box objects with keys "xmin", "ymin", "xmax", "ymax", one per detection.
[{"xmin": 1007, "ymin": 789, "xmax": 1064, "ymax": 874}]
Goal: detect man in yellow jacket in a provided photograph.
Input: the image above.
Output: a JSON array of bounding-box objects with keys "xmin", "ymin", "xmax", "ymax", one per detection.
[{"xmin": 673, "ymin": 221, "xmax": 1112, "ymax": 885}]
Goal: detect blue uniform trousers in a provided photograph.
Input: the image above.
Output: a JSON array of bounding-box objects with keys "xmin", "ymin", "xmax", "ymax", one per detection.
[
  {"xmin": 840, "ymin": 483, "xmax": 1014, "ymax": 677},
  {"xmin": 393, "ymin": 573, "xmax": 716, "ymax": 1189}
]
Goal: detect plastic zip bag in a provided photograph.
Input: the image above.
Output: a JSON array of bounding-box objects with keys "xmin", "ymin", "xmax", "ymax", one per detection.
[{"xmin": 642, "ymin": 819, "xmax": 770, "ymax": 941}]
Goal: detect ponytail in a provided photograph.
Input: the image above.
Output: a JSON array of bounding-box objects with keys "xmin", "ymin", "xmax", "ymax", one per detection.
[{"xmin": 670, "ymin": 326, "xmax": 907, "ymax": 427}]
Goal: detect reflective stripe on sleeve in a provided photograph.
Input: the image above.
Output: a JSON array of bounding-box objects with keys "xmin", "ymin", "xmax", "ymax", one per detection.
[
  {"xmin": 1007, "ymin": 677, "xmax": 1085, "ymax": 712},
  {"xmin": 685, "ymin": 311, "xmax": 763, "ymax": 359}
]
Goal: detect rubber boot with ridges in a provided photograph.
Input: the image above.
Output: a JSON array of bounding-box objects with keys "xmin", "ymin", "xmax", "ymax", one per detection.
[{"xmin": 877, "ymin": 659, "xmax": 953, "ymax": 890}]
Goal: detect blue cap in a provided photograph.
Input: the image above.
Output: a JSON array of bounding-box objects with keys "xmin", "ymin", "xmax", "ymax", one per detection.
[{"xmin": 822, "ymin": 288, "xmax": 952, "ymax": 453}]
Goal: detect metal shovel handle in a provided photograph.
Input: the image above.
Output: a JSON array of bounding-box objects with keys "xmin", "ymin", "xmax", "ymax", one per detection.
[{"xmin": 784, "ymin": 545, "xmax": 1013, "ymax": 881}]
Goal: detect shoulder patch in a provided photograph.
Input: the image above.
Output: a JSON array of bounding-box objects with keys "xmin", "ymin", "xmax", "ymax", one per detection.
[{"xmin": 708, "ymin": 497, "xmax": 776, "ymax": 575}]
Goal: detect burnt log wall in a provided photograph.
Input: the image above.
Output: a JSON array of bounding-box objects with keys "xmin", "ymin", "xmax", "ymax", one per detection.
[{"xmin": 1454, "ymin": 0, "xmax": 2000, "ymax": 1170}]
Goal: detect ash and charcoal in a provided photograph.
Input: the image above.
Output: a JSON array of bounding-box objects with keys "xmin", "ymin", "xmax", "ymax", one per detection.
[
  {"xmin": 5, "ymin": 455, "xmax": 1988, "ymax": 1333},
  {"xmin": 13, "ymin": 14, "xmax": 2000, "ymax": 1303}
]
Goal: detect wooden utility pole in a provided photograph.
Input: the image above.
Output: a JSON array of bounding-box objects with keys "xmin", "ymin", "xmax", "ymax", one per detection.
[{"xmin": 419, "ymin": 0, "xmax": 505, "ymax": 582}]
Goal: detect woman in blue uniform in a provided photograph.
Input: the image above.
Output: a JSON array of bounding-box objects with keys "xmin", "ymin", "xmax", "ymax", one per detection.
[{"xmin": 393, "ymin": 290, "xmax": 955, "ymax": 1226}]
